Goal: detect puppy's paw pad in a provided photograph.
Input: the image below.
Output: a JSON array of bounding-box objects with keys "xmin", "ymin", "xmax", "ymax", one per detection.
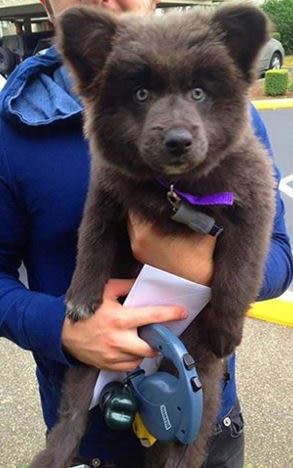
[{"xmin": 65, "ymin": 302, "xmax": 95, "ymax": 322}]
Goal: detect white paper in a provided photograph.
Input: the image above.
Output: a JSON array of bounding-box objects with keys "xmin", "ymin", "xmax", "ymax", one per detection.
[{"xmin": 90, "ymin": 265, "xmax": 211, "ymax": 409}]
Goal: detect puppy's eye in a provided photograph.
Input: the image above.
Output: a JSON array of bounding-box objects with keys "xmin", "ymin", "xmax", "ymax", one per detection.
[
  {"xmin": 134, "ymin": 88, "xmax": 150, "ymax": 103},
  {"xmin": 191, "ymin": 88, "xmax": 206, "ymax": 102}
]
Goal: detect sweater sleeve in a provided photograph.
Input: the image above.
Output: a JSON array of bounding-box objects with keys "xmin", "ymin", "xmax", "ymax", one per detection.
[
  {"xmin": 0, "ymin": 141, "xmax": 74, "ymax": 365},
  {"xmin": 251, "ymin": 106, "xmax": 293, "ymax": 300}
]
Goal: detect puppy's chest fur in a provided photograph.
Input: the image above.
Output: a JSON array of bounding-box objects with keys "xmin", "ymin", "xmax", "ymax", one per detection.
[{"xmin": 96, "ymin": 139, "xmax": 273, "ymax": 239}]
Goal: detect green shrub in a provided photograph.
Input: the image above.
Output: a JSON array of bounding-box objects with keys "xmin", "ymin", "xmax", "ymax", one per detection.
[
  {"xmin": 265, "ymin": 69, "xmax": 289, "ymax": 95},
  {"xmin": 262, "ymin": 0, "xmax": 293, "ymax": 54},
  {"xmin": 272, "ymin": 31, "xmax": 281, "ymax": 41},
  {"xmin": 288, "ymin": 81, "xmax": 293, "ymax": 92}
]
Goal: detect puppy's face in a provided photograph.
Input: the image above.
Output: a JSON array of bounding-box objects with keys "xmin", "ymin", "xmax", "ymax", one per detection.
[
  {"xmin": 57, "ymin": 5, "xmax": 269, "ymax": 179},
  {"xmin": 95, "ymin": 38, "xmax": 245, "ymax": 179}
]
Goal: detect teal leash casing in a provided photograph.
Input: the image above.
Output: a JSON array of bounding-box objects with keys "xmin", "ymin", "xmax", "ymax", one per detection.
[
  {"xmin": 127, "ymin": 324, "xmax": 203, "ymax": 444},
  {"xmin": 99, "ymin": 324, "xmax": 203, "ymax": 445}
]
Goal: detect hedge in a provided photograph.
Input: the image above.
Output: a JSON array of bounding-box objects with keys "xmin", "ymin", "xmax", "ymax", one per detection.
[
  {"xmin": 288, "ymin": 81, "xmax": 293, "ymax": 92},
  {"xmin": 265, "ymin": 69, "xmax": 289, "ymax": 96}
]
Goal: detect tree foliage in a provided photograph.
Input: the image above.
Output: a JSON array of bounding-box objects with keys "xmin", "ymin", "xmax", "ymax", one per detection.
[{"xmin": 262, "ymin": 0, "xmax": 293, "ymax": 54}]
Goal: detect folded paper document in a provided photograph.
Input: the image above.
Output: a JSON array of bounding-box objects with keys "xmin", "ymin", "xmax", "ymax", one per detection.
[{"xmin": 90, "ymin": 265, "xmax": 211, "ymax": 409}]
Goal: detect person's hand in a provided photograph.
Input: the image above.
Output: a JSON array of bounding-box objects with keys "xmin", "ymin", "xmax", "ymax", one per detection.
[
  {"xmin": 128, "ymin": 212, "xmax": 216, "ymax": 286},
  {"xmin": 62, "ymin": 279, "xmax": 187, "ymax": 370}
]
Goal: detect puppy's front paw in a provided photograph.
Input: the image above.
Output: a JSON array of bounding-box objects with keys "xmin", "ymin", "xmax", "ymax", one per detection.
[
  {"xmin": 65, "ymin": 301, "xmax": 98, "ymax": 322},
  {"xmin": 65, "ymin": 283, "xmax": 103, "ymax": 322},
  {"xmin": 198, "ymin": 307, "xmax": 243, "ymax": 358},
  {"xmin": 206, "ymin": 327, "xmax": 242, "ymax": 358}
]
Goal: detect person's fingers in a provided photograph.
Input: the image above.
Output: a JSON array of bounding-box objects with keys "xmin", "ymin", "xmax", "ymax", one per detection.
[
  {"xmin": 104, "ymin": 351, "xmax": 144, "ymax": 364},
  {"xmin": 128, "ymin": 212, "xmax": 152, "ymax": 239},
  {"xmin": 128, "ymin": 211, "xmax": 146, "ymax": 227},
  {"xmin": 122, "ymin": 305, "xmax": 187, "ymax": 329},
  {"xmin": 116, "ymin": 335, "xmax": 158, "ymax": 358},
  {"xmin": 101, "ymin": 360, "xmax": 143, "ymax": 373},
  {"xmin": 103, "ymin": 278, "xmax": 135, "ymax": 299}
]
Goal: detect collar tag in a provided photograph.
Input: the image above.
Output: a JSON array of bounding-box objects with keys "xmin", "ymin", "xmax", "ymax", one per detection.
[{"xmin": 167, "ymin": 184, "xmax": 181, "ymax": 212}]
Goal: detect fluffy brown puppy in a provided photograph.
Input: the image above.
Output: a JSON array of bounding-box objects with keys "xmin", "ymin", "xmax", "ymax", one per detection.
[{"xmin": 31, "ymin": 4, "xmax": 275, "ymax": 468}]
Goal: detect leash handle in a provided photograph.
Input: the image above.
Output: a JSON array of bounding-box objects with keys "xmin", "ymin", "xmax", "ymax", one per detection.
[
  {"xmin": 128, "ymin": 324, "xmax": 203, "ymax": 444},
  {"xmin": 139, "ymin": 324, "xmax": 198, "ymax": 384}
]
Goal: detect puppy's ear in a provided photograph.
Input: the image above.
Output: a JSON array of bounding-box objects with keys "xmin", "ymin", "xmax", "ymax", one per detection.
[
  {"xmin": 213, "ymin": 4, "xmax": 269, "ymax": 83},
  {"xmin": 56, "ymin": 6, "xmax": 117, "ymax": 96}
]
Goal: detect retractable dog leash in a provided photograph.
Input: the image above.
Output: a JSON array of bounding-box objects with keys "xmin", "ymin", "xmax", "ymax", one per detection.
[{"xmin": 99, "ymin": 324, "xmax": 203, "ymax": 445}]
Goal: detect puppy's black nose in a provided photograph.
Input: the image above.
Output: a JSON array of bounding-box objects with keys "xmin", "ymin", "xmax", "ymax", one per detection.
[{"xmin": 164, "ymin": 128, "xmax": 193, "ymax": 155}]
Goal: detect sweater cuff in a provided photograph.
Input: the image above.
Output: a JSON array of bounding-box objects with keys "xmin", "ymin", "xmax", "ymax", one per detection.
[{"xmin": 23, "ymin": 294, "xmax": 78, "ymax": 366}]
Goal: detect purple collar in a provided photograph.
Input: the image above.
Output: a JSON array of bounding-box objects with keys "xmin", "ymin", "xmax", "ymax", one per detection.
[{"xmin": 157, "ymin": 178, "xmax": 234, "ymax": 207}]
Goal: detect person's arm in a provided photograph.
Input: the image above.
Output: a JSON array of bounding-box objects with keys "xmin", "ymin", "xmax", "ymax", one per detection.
[
  {"xmin": 0, "ymin": 143, "xmax": 72, "ymax": 365},
  {"xmin": 251, "ymin": 105, "xmax": 293, "ymax": 300},
  {"xmin": 0, "ymin": 136, "xmax": 186, "ymax": 371}
]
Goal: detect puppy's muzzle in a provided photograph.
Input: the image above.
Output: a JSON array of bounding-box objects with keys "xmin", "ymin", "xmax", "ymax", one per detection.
[{"xmin": 164, "ymin": 128, "xmax": 193, "ymax": 157}]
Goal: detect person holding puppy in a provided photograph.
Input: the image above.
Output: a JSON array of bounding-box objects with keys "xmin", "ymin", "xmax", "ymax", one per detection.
[{"xmin": 0, "ymin": 1, "xmax": 292, "ymax": 467}]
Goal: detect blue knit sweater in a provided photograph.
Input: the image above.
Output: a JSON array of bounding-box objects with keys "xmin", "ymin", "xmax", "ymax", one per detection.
[{"xmin": 0, "ymin": 48, "xmax": 292, "ymax": 460}]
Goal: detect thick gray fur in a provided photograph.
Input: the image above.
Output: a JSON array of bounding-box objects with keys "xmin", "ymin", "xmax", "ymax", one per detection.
[{"xmin": 31, "ymin": 4, "xmax": 275, "ymax": 467}]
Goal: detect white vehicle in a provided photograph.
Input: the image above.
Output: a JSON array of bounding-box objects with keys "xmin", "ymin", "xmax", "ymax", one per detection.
[{"xmin": 257, "ymin": 38, "xmax": 285, "ymax": 75}]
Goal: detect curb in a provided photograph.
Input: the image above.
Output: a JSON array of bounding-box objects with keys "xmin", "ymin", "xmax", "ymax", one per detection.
[
  {"xmin": 252, "ymin": 98, "xmax": 293, "ymax": 110},
  {"xmin": 248, "ymin": 291, "xmax": 293, "ymax": 327}
]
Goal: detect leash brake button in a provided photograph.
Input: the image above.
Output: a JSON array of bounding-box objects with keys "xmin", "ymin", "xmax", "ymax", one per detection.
[
  {"xmin": 190, "ymin": 376, "xmax": 202, "ymax": 392},
  {"xmin": 183, "ymin": 353, "xmax": 195, "ymax": 370}
]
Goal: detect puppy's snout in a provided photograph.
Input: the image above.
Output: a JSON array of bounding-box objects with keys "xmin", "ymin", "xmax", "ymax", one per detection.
[{"xmin": 164, "ymin": 128, "xmax": 192, "ymax": 156}]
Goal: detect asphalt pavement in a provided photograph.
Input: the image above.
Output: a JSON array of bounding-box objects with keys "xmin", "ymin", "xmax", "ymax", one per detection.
[{"xmin": 1, "ymin": 318, "xmax": 293, "ymax": 468}]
